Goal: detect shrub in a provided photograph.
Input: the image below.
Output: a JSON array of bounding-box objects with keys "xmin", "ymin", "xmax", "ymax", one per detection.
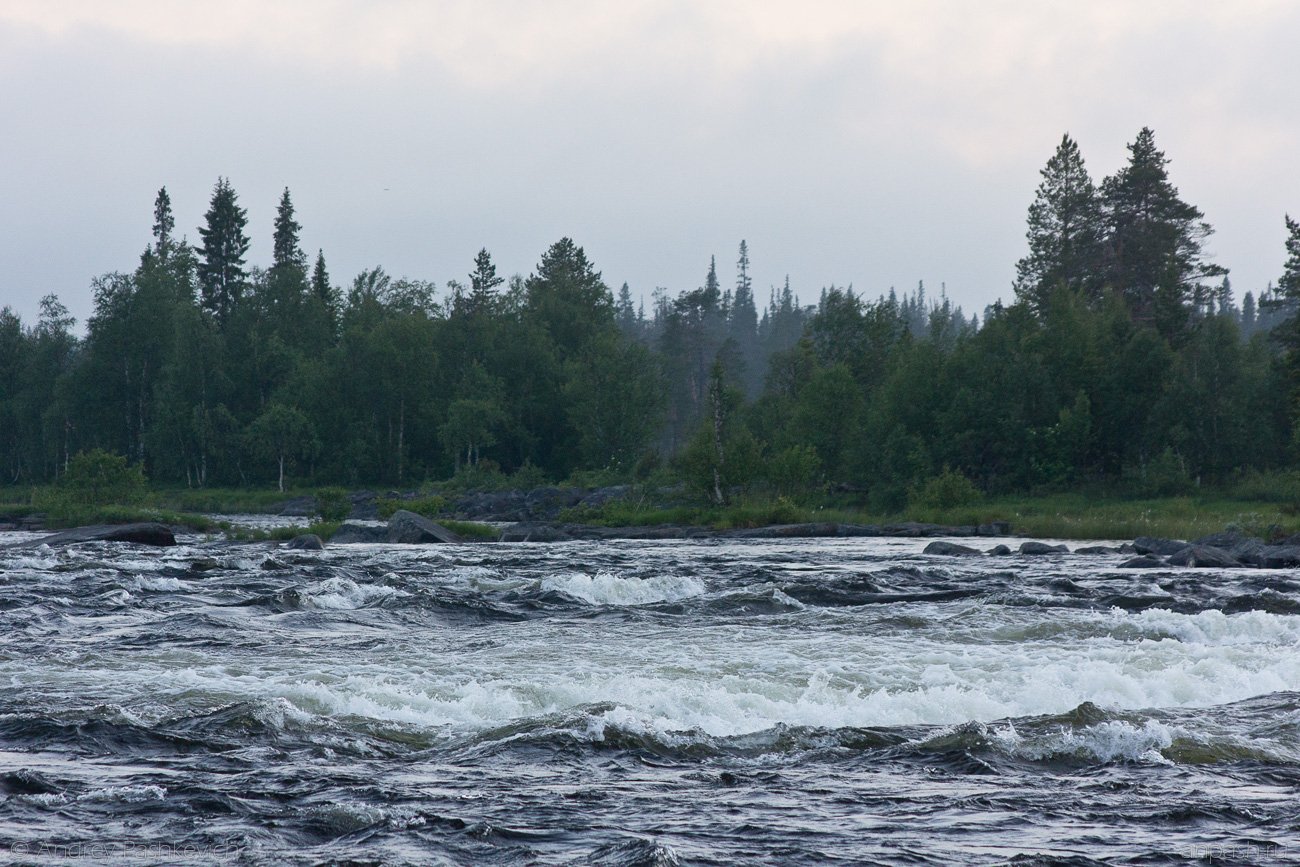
[
  {"xmin": 909, "ymin": 468, "xmax": 982, "ymax": 511},
  {"xmin": 765, "ymin": 445, "xmax": 822, "ymax": 501},
  {"xmin": 315, "ymin": 487, "xmax": 352, "ymax": 522},
  {"xmin": 377, "ymin": 495, "xmax": 448, "ymax": 520},
  {"xmin": 58, "ymin": 449, "xmax": 147, "ymax": 507}
]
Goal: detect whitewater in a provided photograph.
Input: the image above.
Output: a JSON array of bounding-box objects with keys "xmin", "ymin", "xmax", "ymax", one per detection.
[{"xmin": 1, "ymin": 534, "xmax": 1297, "ymax": 864}]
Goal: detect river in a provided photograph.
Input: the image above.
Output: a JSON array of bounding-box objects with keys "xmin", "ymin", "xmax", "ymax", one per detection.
[{"xmin": 1, "ymin": 533, "xmax": 1297, "ymax": 864}]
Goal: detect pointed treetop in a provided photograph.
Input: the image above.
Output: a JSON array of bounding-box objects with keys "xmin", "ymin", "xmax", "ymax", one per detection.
[
  {"xmin": 152, "ymin": 187, "xmax": 174, "ymax": 258},
  {"xmin": 311, "ymin": 249, "xmax": 332, "ymax": 302},
  {"xmin": 272, "ymin": 187, "xmax": 305, "ymax": 272}
]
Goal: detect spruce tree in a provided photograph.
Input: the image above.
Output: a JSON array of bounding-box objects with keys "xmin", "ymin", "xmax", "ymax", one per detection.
[
  {"xmin": 467, "ymin": 247, "xmax": 503, "ymax": 314},
  {"xmin": 1014, "ymin": 134, "xmax": 1105, "ymax": 314},
  {"xmin": 1100, "ymin": 128, "xmax": 1225, "ymax": 334},
  {"xmin": 152, "ymin": 187, "xmax": 175, "ymax": 260},
  {"xmin": 271, "ymin": 187, "xmax": 306, "ymax": 274},
  {"xmin": 311, "ymin": 249, "xmax": 333, "ymax": 306},
  {"xmin": 1272, "ymin": 215, "xmax": 1300, "ymax": 362},
  {"xmin": 197, "ymin": 177, "xmax": 250, "ymax": 327}
]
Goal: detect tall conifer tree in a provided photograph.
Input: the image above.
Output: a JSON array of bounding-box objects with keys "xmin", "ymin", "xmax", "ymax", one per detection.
[
  {"xmin": 197, "ymin": 177, "xmax": 250, "ymax": 327},
  {"xmin": 1014, "ymin": 134, "xmax": 1104, "ymax": 314},
  {"xmin": 1100, "ymin": 128, "xmax": 1224, "ymax": 334}
]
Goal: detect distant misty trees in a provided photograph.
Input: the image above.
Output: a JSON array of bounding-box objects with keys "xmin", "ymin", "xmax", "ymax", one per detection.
[{"xmin": 1, "ymin": 127, "xmax": 1299, "ymax": 502}]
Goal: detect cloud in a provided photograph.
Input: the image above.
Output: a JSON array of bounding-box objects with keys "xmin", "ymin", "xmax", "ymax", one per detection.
[{"xmin": 1, "ymin": 2, "xmax": 1299, "ymax": 325}]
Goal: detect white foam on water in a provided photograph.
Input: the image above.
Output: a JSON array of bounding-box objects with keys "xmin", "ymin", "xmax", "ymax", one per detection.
[
  {"xmin": 304, "ymin": 576, "xmax": 406, "ymax": 610},
  {"xmin": 133, "ymin": 576, "xmax": 187, "ymax": 592},
  {"xmin": 993, "ymin": 718, "xmax": 1177, "ymax": 764},
  {"xmin": 81, "ymin": 785, "xmax": 167, "ymax": 803},
  {"xmin": 540, "ymin": 571, "xmax": 706, "ymax": 606},
  {"xmin": 1125, "ymin": 607, "xmax": 1300, "ymax": 646}
]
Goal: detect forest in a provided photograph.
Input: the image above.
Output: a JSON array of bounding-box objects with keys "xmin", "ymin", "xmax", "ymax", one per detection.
[{"xmin": 3, "ymin": 127, "xmax": 1300, "ymax": 511}]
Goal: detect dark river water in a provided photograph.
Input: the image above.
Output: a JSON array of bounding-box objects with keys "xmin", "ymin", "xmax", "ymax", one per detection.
[{"xmin": 1, "ymin": 531, "xmax": 1298, "ymax": 865}]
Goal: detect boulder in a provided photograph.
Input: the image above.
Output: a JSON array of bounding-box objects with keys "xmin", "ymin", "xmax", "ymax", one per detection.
[
  {"xmin": 1019, "ymin": 541, "xmax": 1069, "ymax": 555},
  {"xmin": 1075, "ymin": 545, "xmax": 1118, "ymax": 555},
  {"xmin": 188, "ymin": 558, "xmax": 220, "ymax": 572},
  {"xmin": 1260, "ymin": 545, "xmax": 1300, "ymax": 569},
  {"xmin": 924, "ymin": 541, "xmax": 982, "ymax": 556},
  {"xmin": 329, "ymin": 522, "xmax": 388, "ymax": 544},
  {"xmin": 1119, "ymin": 555, "xmax": 1166, "ymax": 569},
  {"xmin": 500, "ymin": 522, "xmax": 573, "ymax": 542},
  {"xmin": 987, "ymin": 544, "xmax": 1012, "ymax": 556},
  {"xmin": 977, "ymin": 522, "xmax": 1013, "ymax": 536},
  {"xmin": 1229, "ymin": 539, "xmax": 1267, "ymax": 567},
  {"xmin": 13, "ymin": 522, "xmax": 176, "ymax": 548},
  {"xmin": 1166, "ymin": 545, "xmax": 1240, "ymax": 568},
  {"xmin": 1192, "ymin": 531, "xmax": 1252, "ymax": 550},
  {"xmin": 387, "ymin": 510, "xmax": 463, "ymax": 544},
  {"xmin": 1132, "ymin": 536, "xmax": 1187, "ymax": 557},
  {"xmin": 286, "ymin": 533, "xmax": 324, "ymax": 551}
]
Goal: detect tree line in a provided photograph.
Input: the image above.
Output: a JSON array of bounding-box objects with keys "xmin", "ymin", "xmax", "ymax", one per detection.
[{"xmin": 2, "ymin": 127, "xmax": 1300, "ymax": 503}]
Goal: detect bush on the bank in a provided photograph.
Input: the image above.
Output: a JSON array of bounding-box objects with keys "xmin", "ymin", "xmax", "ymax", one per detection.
[
  {"xmin": 909, "ymin": 468, "xmax": 982, "ymax": 511},
  {"xmin": 765, "ymin": 445, "xmax": 822, "ymax": 501},
  {"xmin": 315, "ymin": 487, "xmax": 352, "ymax": 522},
  {"xmin": 377, "ymin": 495, "xmax": 448, "ymax": 520},
  {"xmin": 34, "ymin": 449, "xmax": 148, "ymax": 519}
]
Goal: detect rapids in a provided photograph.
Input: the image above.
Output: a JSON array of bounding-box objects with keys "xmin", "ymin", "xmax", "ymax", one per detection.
[{"xmin": 1, "ymin": 533, "xmax": 1296, "ymax": 864}]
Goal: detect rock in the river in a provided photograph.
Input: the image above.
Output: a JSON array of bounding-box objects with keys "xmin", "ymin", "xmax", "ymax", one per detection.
[
  {"xmin": 500, "ymin": 522, "xmax": 573, "ymax": 542},
  {"xmin": 1167, "ymin": 545, "xmax": 1240, "ymax": 568},
  {"xmin": 1260, "ymin": 545, "xmax": 1300, "ymax": 569},
  {"xmin": 329, "ymin": 522, "xmax": 388, "ymax": 544},
  {"xmin": 11, "ymin": 522, "xmax": 177, "ymax": 548},
  {"xmin": 987, "ymin": 544, "xmax": 1012, "ymax": 556},
  {"xmin": 387, "ymin": 510, "xmax": 463, "ymax": 544},
  {"xmin": 1119, "ymin": 555, "xmax": 1166, "ymax": 569},
  {"xmin": 924, "ymin": 541, "xmax": 982, "ymax": 556},
  {"xmin": 1132, "ymin": 536, "xmax": 1187, "ymax": 557},
  {"xmin": 1192, "ymin": 531, "xmax": 1251, "ymax": 550},
  {"xmin": 1020, "ymin": 541, "xmax": 1069, "ymax": 555},
  {"xmin": 286, "ymin": 533, "xmax": 324, "ymax": 551},
  {"xmin": 1075, "ymin": 545, "xmax": 1118, "ymax": 555}
]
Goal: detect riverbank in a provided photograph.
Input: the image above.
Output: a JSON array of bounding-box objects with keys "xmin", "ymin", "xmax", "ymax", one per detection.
[{"xmin": 3, "ymin": 485, "xmax": 1298, "ymax": 542}]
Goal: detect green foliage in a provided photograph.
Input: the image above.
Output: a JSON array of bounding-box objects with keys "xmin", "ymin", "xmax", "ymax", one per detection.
[
  {"xmin": 511, "ymin": 461, "xmax": 549, "ymax": 490},
  {"xmin": 376, "ymin": 495, "xmax": 448, "ymax": 520},
  {"xmin": 315, "ymin": 487, "xmax": 351, "ymax": 522},
  {"xmin": 1128, "ymin": 447, "xmax": 1195, "ymax": 498},
  {"xmin": 439, "ymin": 520, "xmax": 499, "ymax": 540},
  {"xmin": 909, "ymin": 468, "xmax": 982, "ymax": 511},
  {"xmin": 59, "ymin": 449, "xmax": 148, "ymax": 506},
  {"xmin": 765, "ymin": 445, "xmax": 822, "ymax": 501}
]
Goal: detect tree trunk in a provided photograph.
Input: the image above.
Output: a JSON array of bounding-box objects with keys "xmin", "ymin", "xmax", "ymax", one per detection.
[{"xmin": 278, "ymin": 454, "xmax": 285, "ymax": 492}]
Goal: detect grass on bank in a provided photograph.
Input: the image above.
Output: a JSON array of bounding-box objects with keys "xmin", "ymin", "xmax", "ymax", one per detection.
[{"xmin": 558, "ymin": 491, "xmax": 1300, "ymax": 541}]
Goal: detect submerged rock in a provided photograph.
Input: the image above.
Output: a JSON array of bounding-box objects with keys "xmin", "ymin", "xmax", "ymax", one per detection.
[
  {"xmin": 286, "ymin": 533, "xmax": 324, "ymax": 551},
  {"xmin": 1118, "ymin": 555, "xmax": 1165, "ymax": 569},
  {"xmin": 11, "ymin": 522, "xmax": 176, "ymax": 548},
  {"xmin": 329, "ymin": 522, "xmax": 388, "ymax": 544},
  {"xmin": 1020, "ymin": 541, "xmax": 1069, "ymax": 555},
  {"xmin": 1074, "ymin": 545, "xmax": 1118, "ymax": 555},
  {"xmin": 924, "ymin": 541, "xmax": 982, "ymax": 556},
  {"xmin": 987, "ymin": 544, "xmax": 1012, "ymax": 556}
]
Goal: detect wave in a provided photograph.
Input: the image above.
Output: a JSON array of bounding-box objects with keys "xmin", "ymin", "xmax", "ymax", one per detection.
[{"xmin": 540, "ymin": 572, "xmax": 707, "ymax": 606}]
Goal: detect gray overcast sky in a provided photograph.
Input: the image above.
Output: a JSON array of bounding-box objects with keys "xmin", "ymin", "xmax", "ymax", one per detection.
[{"xmin": 2, "ymin": 1, "xmax": 1299, "ymax": 327}]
